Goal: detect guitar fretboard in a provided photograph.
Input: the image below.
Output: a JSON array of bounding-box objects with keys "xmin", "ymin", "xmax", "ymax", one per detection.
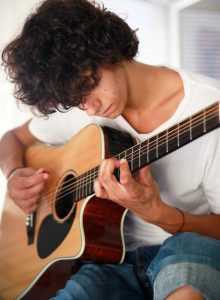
[{"xmin": 73, "ymin": 101, "xmax": 220, "ymax": 200}]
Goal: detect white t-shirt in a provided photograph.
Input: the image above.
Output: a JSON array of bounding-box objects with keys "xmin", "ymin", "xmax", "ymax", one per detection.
[{"xmin": 29, "ymin": 69, "xmax": 220, "ymax": 250}]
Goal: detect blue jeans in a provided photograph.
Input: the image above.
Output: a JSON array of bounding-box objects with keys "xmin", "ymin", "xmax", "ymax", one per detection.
[{"xmin": 51, "ymin": 233, "xmax": 220, "ymax": 300}]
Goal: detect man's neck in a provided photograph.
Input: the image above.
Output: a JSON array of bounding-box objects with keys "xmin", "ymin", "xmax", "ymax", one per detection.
[
  {"xmin": 121, "ymin": 61, "xmax": 185, "ymax": 133},
  {"xmin": 123, "ymin": 61, "xmax": 181, "ymax": 110}
]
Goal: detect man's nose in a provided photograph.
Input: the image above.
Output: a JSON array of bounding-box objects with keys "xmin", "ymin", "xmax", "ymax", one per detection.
[{"xmin": 84, "ymin": 97, "xmax": 101, "ymax": 116}]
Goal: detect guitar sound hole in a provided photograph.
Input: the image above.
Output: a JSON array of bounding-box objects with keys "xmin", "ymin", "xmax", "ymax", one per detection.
[{"xmin": 55, "ymin": 173, "xmax": 75, "ymax": 220}]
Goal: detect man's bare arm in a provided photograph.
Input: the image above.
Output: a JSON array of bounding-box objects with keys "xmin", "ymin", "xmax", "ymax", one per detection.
[
  {"xmin": 0, "ymin": 120, "xmax": 39, "ymax": 178},
  {"xmin": 0, "ymin": 121, "xmax": 48, "ymax": 213}
]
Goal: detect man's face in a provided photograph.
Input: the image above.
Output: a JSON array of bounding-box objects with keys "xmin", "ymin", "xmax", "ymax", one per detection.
[{"xmin": 80, "ymin": 65, "xmax": 127, "ymax": 119}]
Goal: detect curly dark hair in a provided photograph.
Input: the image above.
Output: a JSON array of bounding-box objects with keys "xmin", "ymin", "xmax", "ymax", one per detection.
[{"xmin": 2, "ymin": 0, "xmax": 139, "ymax": 115}]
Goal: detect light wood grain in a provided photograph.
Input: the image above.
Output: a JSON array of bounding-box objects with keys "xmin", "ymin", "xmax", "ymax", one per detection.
[{"xmin": 0, "ymin": 124, "xmax": 104, "ymax": 300}]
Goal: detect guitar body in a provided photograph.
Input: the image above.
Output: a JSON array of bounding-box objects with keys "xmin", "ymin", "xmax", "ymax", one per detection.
[
  {"xmin": 1, "ymin": 102, "xmax": 219, "ymax": 300},
  {"xmin": 0, "ymin": 124, "xmax": 135, "ymax": 300}
]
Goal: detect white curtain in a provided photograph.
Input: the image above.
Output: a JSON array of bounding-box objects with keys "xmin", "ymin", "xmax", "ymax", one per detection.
[{"xmin": 180, "ymin": 8, "xmax": 220, "ymax": 80}]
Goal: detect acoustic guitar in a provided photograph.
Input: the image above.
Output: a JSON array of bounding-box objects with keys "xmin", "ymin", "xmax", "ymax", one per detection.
[{"xmin": 0, "ymin": 101, "xmax": 219, "ymax": 300}]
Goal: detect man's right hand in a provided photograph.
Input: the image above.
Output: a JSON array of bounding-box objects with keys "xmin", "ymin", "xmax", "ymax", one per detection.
[{"xmin": 7, "ymin": 168, "xmax": 49, "ymax": 214}]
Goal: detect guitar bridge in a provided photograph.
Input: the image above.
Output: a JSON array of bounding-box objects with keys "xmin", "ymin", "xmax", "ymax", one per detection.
[{"xmin": 26, "ymin": 212, "xmax": 36, "ymax": 245}]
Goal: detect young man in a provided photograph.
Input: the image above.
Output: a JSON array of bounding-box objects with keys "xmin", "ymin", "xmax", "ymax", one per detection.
[{"xmin": 1, "ymin": 0, "xmax": 220, "ymax": 299}]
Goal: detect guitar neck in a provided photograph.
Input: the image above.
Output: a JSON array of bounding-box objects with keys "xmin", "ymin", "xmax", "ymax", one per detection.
[
  {"xmin": 117, "ymin": 101, "xmax": 220, "ymax": 173},
  {"xmin": 76, "ymin": 101, "xmax": 220, "ymax": 200}
]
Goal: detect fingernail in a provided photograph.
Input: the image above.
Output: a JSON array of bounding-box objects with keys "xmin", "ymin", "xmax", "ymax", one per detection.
[
  {"xmin": 36, "ymin": 168, "xmax": 49, "ymax": 179},
  {"xmin": 36, "ymin": 168, "xmax": 44, "ymax": 174},
  {"xmin": 43, "ymin": 173, "xmax": 49, "ymax": 179},
  {"xmin": 120, "ymin": 159, "xmax": 127, "ymax": 164}
]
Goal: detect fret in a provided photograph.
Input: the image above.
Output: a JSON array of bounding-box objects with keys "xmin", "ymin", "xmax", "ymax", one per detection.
[
  {"xmin": 129, "ymin": 143, "xmax": 140, "ymax": 170},
  {"xmin": 88, "ymin": 179, "xmax": 93, "ymax": 196},
  {"xmin": 92, "ymin": 168, "xmax": 97, "ymax": 193},
  {"xmin": 79, "ymin": 182, "xmax": 82, "ymax": 200},
  {"xmin": 82, "ymin": 175, "xmax": 86, "ymax": 199},
  {"xmin": 166, "ymin": 129, "xmax": 169, "ymax": 153},
  {"xmin": 203, "ymin": 109, "xmax": 207, "ymax": 133},
  {"xmin": 178, "ymin": 118, "xmax": 191, "ymax": 147},
  {"xmin": 116, "ymin": 150, "xmax": 123, "ymax": 180},
  {"xmin": 132, "ymin": 155, "xmax": 141, "ymax": 172},
  {"xmin": 84, "ymin": 181, "xmax": 87, "ymax": 198},
  {"xmin": 125, "ymin": 148, "xmax": 132, "ymax": 162},
  {"xmin": 135, "ymin": 139, "xmax": 149, "ymax": 168},
  {"xmin": 82, "ymin": 172, "xmax": 87, "ymax": 199},
  {"xmin": 130, "ymin": 147, "xmax": 134, "ymax": 171},
  {"xmin": 148, "ymin": 136, "xmax": 157, "ymax": 162},
  {"xmin": 205, "ymin": 104, "xmax": 219, "ymax": 132},
  {"xmin": 167, "ymin": 125, "xmax": 178, "ymax": 152},
  {"xmin": 84, "ymin": 183, "xmax": 88, "ymax": 199},
  {"xmin": 138, "ymin": 143, "xmax": 141, "ymax": 168},
  {"xmin": 91, "ymin": 170, "xmax": 95, "ymax": 194},
  {"xmin": 83, "ymin": 182, "xmax": 86, "ymax": 199},
  {"xmin": 85, "ymin": 169, "xmax": 93, "ymax": 197},
  {"xmin": 131, "ymin": 143, "xmax": 142, "ymax": 171},
  {"xmin": 79, "ymin": 185, "xmax": 82, "ymax": 201},
  {"xmin": 75, "ymin": 179, "xmax": 79, "ymax": 201},
  {"xmin": 86, "ymin": 171, "xmax": 90, "ymax": 197},
  {"xmin": 158, "ymin": 131, "xmax": 167, "ymax": 157},
  {"xmin": 138, "ymin": 141, "xmax": 147, "ymax": 169},
  {"xmin": 156, "ymin": 134, "xmax": 159, "ymax": 159},
  {"xmin": 83, "ymin": 174, "xmax": 87, "ymax": 198},
  {"xmin": 177, "ymin": 123, "xmax": 180, "ymax": 147},
  {"xmin": 147, "ymin": 139, "xmax": 149, "ymax": 163},
  {"xmin": 191, "ymin": 110, "xmax": 205, "ymax": 140},
  {"xmin": 123, "ymin": 148, "xmax": 133, "ymax": 175},
  {"xmin": 79, "ymin": 180, "xmax": 82, "ymax": 200},
  {"xmin": 189, "ymin": 117, "xmax": 192, "ymax": 140}
]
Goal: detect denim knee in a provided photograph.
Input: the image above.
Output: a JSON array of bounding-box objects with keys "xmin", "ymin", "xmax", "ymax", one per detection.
[
  {"xmin": 163, "ymin": 232, "xmax": 220, "ymax": 266},
  {"xmin": 153, "ymin": 262, "xmax": 220, "ymax": 300},
  {"xmin": 146, "ymin": 232, "xmax": 220, "ymax": 285}
]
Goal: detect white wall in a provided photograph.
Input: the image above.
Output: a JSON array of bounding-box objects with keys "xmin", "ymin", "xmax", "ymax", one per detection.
[
  {"xmin": 99, "ymin": 0, "xmax": 169, "ymax": 64},
  {"xmin": 0, "ymin": 0, "xmax": 169, "ymax": 214},
  {"xmin": 0, "ymin": 1, "xmax": 39, "ymax": 135}
]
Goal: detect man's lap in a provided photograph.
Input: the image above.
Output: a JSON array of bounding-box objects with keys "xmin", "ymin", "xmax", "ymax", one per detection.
[
  {"xmin": 51, "ymin": 233, "xmax": 220, "ymax": 300},
  {"xmin": 51, "ymin": 262, "xmax": 146, "ymax": 300},
  {"xmin": 148, "ymin": 232, "xmax": 220, "ymax": 300}
]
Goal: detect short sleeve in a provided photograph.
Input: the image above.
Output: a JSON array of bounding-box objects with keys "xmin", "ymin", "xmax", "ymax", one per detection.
[{"xmin": 28, "ymin": 108, "xmax": 92, "ymax": 145}]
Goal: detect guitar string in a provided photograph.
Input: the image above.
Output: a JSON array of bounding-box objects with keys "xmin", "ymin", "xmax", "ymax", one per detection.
[
  {"xmin": 37, "ymin": 108, "xmax": 219, "ymax": 212},
  {"xmin": 52, "ymin": 105, "xmax": 218, "ymax": 192},
  {"xmin": 37, "ymin": 104, "xmax": 218, "ymax": 201},
  {"xmin": 39, "ymin": 107, "xmax": 219, "ymax": 207},
  {"xmin": 3, "ymin": 108, "xmax": 218, "ymax": 262}
]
